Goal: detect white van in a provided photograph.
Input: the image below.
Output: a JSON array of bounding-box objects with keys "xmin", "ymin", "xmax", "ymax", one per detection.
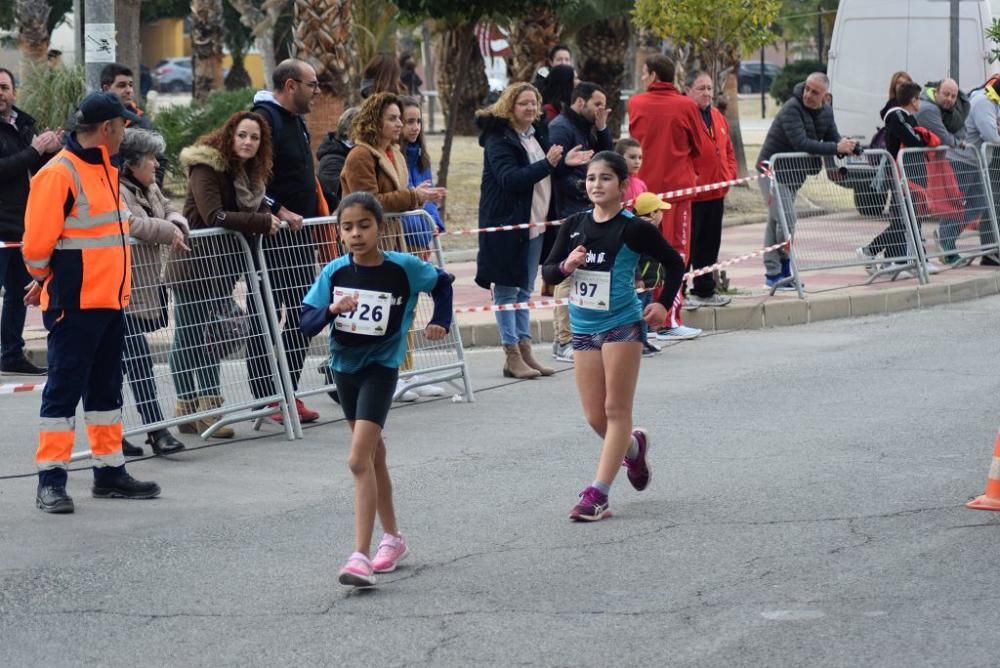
[{"xmin": 828, "ymin": 0, "xmax": 998, "ymax": 143}]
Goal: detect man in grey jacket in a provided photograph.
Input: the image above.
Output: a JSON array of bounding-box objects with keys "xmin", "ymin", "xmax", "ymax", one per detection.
[
  {"xmin": 916, "ymin": 79, "xmax": 966, "ymax": 148},
  {"xmin": 757, "ymin": 73, "xmax": 856, "ymax": 288},
  {"xmin": 952, "ymin": 78, "xmax": 1000, "ymax": 264}
]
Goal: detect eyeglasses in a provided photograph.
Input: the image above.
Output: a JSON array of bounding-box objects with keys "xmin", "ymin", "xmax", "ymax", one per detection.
[{"xmin": 293, "ymin": 79, "xmax": 320, "ymax": 89}]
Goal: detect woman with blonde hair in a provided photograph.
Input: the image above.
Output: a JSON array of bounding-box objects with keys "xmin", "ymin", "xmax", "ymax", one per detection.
[{"xmin": 474, "ymin": 82, "xmax": 591, "ymax": 379}]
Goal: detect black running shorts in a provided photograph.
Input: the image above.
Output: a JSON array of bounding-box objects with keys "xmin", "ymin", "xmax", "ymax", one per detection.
[{"xmin": 332, "ymin": 364, "xmax": 399, "ymax": 428}]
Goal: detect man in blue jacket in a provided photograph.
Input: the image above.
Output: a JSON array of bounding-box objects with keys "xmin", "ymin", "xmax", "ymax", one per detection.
[{"xmin": 547, "ymin": 82, "xmax": 612, "ymax": 361}]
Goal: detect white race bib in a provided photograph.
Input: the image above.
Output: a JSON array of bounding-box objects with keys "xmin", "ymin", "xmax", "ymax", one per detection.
[
  {"xmin": 333, "ymin": 287, "xmax": 393, "ymax": 336},
  {"xmin": 569, "ymin": 269, "xmax": 611, "ymax": 311}
]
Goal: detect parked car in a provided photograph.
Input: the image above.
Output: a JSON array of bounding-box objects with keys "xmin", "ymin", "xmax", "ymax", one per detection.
[
  {"xmin": 154, "ymin": 58, "xmax": 193, "ymax": 93},
  {"xmin": 738, "ymin": 62, "xmax": 782, "ymax": 94}
]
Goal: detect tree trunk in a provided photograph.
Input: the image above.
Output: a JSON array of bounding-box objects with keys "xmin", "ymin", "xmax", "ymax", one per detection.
[
  {"xmin": 575, "ymin": 17, "xmax": 630, "ymax": 140},
  {"xmin": 115, "ymin": 0, "xmax": 141, "ymax": 93},
  {"xmin": 294, "ymin": 0, "xmax": 353, "ymax": 99},
  {"xmin": 435, "ymin": 23, "xmax": 487, "ymax": 138},
  {"xmin": 190, "ymin": 0, "xmax": 224, "ymax": 102},
  {"xmin": 723, "ymin": 66, "xmax": 747, "ymax": 178},
  {"xmin": 227, "ymin": 0, "xmax": 284, "ymax": 87},
  {"xmin": 509, "ymin": 7, "xmax": 562, "ymax": 84},
  {"xmin": 15, "ymin": 0, "xmax": 51, "ymax": 80},
  {"xmin": 435, "ymin": 24, "xmax": 475, "ymax": 216}
]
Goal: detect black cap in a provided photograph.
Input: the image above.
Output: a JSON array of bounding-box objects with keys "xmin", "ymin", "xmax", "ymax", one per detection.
[{"xmin": 76, "ymin": 91, "xmax": 141, "ymax": 125}]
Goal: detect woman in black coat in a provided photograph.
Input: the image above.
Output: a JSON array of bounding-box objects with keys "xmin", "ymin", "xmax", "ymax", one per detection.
[{"xmin": 475, "ymin": 82, "xmax": 591, "ymax": 379}]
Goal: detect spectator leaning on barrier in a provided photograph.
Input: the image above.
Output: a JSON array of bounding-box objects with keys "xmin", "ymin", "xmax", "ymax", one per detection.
[
  {"xmin": 757, "ymin": 73, "xmax": 856, "ymax": 290},
  {"xmin": 0, "ymin": 66, "xmax": 59, "ymax": 377},
  {"xmin": 173, "ymin": 111, "xmax": 280, "ymax": 439},
  {"xmin": 953, "ymin": 75, "xmax": 1000, "ymax": 266},
  {"xmin": 317, "ymin": 106, "xmax": 359, "ymax": 213},
  {"xmin": 118, "ymin": 127, "xmax": 189, "ymax": 458},
  {"xmin": 100, "ymin": 63, "xmax": 165, "ymax": 186},
  {"xmin": 547, "ymin": 81, "xmax": 613, "ymax": 363},
  {"xmin": 23, "ymin": 92, "xmax": 161, "ymax": 514},
  {"xmin": 627, "ymin": 54, "xmax": 711, "ymax": 339},
  {"xmin": 858, "ymin": 81, "xmax": 941, "ymax": 272},
  {"xmin": 475, "ymin": 82, "xmax": 591, "ymax": 380},
  {"xmin": 685, "ymin": 70, "xmax": 736, "ymax": 308},
  {"xmin": 251, "ymin": 58, "xmax": 323, "ymax": 425},
  {"xmin": 399, "ymin": 95, "xmax": 445, "ymax": 251},
  {"xmin": 916, "ymin": 78, "xmax": 987, "ymax": 263}
]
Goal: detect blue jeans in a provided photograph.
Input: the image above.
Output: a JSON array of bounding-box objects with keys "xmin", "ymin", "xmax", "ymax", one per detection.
[
  {"xmin": 492, "ymin": 235, "xmax": 543, "ymax": 346},
  {"xmin": 0, "ymin": 247, "xmax": 30, "ymax": 365}
]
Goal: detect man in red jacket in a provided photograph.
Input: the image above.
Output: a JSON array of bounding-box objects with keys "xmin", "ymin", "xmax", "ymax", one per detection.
[
  {"xmin": 628, "ymin": 55, "xmax": 712, "ymax": 339},
  {"xmin": 686, "ymin": 70, "xmax": 737, "ymax": 308}
]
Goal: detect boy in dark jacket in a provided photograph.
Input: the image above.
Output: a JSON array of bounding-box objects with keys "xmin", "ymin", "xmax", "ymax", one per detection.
[{"xmin": 859, "ymin": 81, "xmax": 937, "ymax": 270}]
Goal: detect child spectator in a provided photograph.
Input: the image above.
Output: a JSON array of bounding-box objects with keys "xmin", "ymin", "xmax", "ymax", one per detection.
[
  {"xmin": 615, "ymin": 137, "xmax": 647, "ymax": 204},
  {"xmin": 630, "ymin": 192, "xmax": 670, "ymax": 357}
]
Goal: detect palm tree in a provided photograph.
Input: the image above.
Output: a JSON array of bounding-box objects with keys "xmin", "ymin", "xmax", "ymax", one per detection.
[
  {"xmin": 562, "ymin": 0, "xmax": 633, "ymax": 139},
  {"xmin": 15, "ymin": 0, "xmax": 51, "ymax": 73},
  {"xmin": 191, "ymin": 0, "xmax": 225, "ymax": 102},
  {"xmin": 294, "ymin": 0, "xmax": 352, "ymax": 153},
  {"xmin": 509, "ymin": 7, "xmax": 562, "ymax": 84}
]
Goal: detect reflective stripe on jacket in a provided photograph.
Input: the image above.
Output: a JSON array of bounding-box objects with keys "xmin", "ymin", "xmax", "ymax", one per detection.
[{"xmin": 22, "ymin": 142, "xmax": 131, "ymax": 310}]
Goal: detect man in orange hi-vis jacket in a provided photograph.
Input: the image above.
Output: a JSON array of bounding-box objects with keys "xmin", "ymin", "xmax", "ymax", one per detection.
[{"xmin": 23, "ymin": 92, "xmax": 160, "ymax": 514}]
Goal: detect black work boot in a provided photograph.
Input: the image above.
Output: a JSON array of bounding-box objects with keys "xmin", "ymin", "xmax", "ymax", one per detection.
[
  {"xmin": 92, "ymin": 465, "xmax": 161, "ymax": 499},
  {"xmin": 36, "ymin": 469, "xmax": 75, "ymax": 514},
  {"xmin": 122, "ymin": 438, "xmax": 144, "ymax": 457}
]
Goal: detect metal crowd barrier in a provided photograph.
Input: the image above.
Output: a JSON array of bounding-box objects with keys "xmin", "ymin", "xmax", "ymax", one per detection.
[
  {"xmin": 980, "ymin": 143, "xmax": 1000, "ymax": 261},
  {"xmin": 897, "ymin": 146, "xmax": 1000, "ymax": 269},
  {"xmin": 120, "ymin": 228, "xmax": 296, "ymax": 443},
  {"xmin": 770, "ymin": 149, "xmax": 926, "ymax": 297},
  {"xmin": 253, "ymin": 210, "xmax": 474, "ymax": 431}
]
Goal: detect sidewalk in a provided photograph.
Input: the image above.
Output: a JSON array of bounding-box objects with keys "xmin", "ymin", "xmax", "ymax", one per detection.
[
  {"xmin": 444, "ymin": 219, "xmax": 1000, "ymax": 347},
  {"xmin": 17, "ymin": 218, "xmax": 1000, "ymax": 363}
]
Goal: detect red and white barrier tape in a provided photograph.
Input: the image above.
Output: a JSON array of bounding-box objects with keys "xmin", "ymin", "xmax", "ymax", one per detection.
[
  {"xmin": 443, "ymin": 170, "xmax": 771, "ymax": 237},
  {"xmin": 0, "ymin": 382, "xmax": 45, "ymax": 395},
  {"xmin": 0, "ymin": 241, "xmax": 23, "ymax": 249},
  {"xmin": 453, "ymin": 240, "xmax": 790, "ymax": 314}
]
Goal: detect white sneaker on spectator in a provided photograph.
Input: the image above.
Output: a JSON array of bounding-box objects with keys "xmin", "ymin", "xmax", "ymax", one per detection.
[
  {"xmin": 925, "ymin": 260, "xmax": 943, "ymax": 275},
  {"xmin": 552, "ymin": 340, "xmax": 574, "ymax": 363},
  {"xmin": 856, "ymin": 247, "xmax": 878, "ymax": 276},
  {"xmin": 394, "ymin": 379, "xmax": 418, "ymax": 402},
  {"xmin": 399, "ymin": 375, "xmax": 444, "ymax": 398},
  {"xmin": 656, "ymin": 325, "xmax": 702, "ymax": 340},
  {"xmin": 689, "ymin": 293, "xmax": 731, "ymax": 307}
]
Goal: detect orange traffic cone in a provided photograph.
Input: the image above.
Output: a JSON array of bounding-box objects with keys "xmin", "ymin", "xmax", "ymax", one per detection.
[{"xmin": 967, "ymin": 431, "xmax": 1000, "ymax": 511}]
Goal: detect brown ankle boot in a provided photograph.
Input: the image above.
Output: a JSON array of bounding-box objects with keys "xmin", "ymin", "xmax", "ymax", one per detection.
[
  {"xmin": 503, "ymin": 343, "xmax": 541, "ymax": 379},
  {"xmin": 194, "ymin": 395, "xmax": 235, "ymax": 439},
  {"xmin": 176, "ymin": 398, "xmax": 199, "ymax": 434},
  {"xmin": 518, "ymin": 339, "xmax": 555, "ymax": 376}
]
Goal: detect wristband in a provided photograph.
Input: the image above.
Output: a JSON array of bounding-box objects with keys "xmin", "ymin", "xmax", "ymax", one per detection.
[{"xmin": 559, "ymin": 260, "xmax": 572, "ymax": 277}]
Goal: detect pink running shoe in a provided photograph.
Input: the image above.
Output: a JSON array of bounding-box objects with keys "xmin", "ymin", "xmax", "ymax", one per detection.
[
  {"xmin": 622, "ymin": 428, "xmax": 651, "ymax": 491},
  {"xmin": 372, "ymin": 533, "xmax": 409, "ymax": 573},
  {"xmin": 338, "ymin": 552, "xmax": 376, "ymax": 588},
  {"xmin": 569, "ymin": 486, "xmax": 612, "ymax": 521}
]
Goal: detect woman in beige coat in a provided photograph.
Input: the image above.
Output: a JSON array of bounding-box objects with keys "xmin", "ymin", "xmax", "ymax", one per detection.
[{"xmin": 119, "ymin": 128, "xmax": 190, "ymax": 456}]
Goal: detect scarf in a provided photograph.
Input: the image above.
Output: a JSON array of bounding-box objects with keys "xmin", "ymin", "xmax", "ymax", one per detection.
[{"xmin": 232, "ymin": 167, "xmax": 265, "ymax": 213}]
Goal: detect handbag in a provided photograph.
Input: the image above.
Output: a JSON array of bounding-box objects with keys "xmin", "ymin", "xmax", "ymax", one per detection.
[{"xmin": 204, "ymin": 297, "xmax": 250, "ymax": 361}]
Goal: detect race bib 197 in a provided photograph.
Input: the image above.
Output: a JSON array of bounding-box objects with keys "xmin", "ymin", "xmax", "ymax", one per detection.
[
  {"xmin": 569, "ymin": 268, "xmax": 611, "ymax": 311},
  {"xmin": 333, "ymin": 287, "xmax": 393, "ymax": 336}
]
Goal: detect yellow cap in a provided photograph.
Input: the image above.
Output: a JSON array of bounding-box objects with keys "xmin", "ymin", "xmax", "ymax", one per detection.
[{"xmin": 633, "ymin": 192, "xmax": 671, "ymax": 216}]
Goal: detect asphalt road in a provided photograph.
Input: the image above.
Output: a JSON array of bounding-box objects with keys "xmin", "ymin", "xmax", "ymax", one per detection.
[{"xmin": 2, "ymin": 298, "xmax": 1000, "ymax": 667}]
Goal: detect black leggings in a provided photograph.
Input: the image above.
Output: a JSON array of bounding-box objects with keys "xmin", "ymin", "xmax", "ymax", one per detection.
[{"xmin": 333, "ymin": 364, "xmax": 398, "ymax": 428}]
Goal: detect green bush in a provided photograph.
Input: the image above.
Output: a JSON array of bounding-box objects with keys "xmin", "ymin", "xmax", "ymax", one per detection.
[
  {"xmin": 770, "ymin": 59, "xmax": 826, "ymax": 105},
  {"xmin": 17, "ymin": 64, "xmax": 86, "ymax": 130},
  {"xmin": 153, "ymin": 87, "xmax": 256, "ymax": 180}
]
